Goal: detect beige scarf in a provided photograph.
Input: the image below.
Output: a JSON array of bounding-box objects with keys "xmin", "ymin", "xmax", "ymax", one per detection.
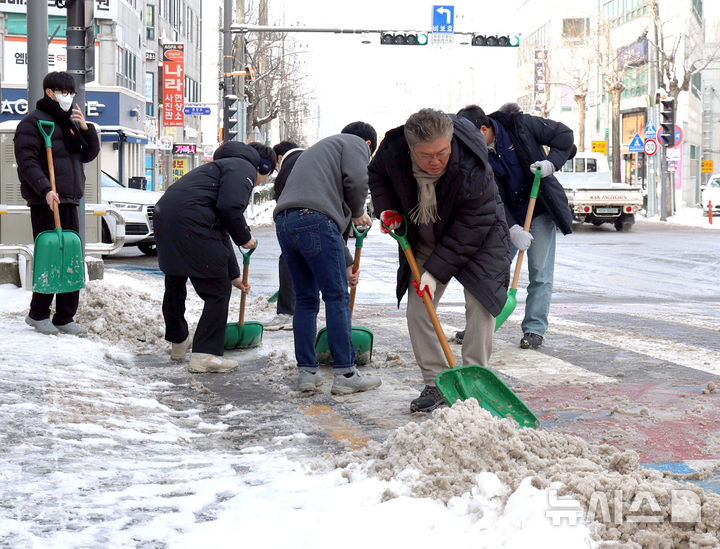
[{"xmin": 408, "ymin": 156, "xmax": 445, "ymax": 225}]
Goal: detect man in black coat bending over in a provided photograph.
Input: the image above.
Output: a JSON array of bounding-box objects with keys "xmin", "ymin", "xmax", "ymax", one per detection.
[
  {"xmin": 368, "ymin": 108, "xmax": 510, "ymax": 413},
  {"xmin": 154, "ymin": 141, "xmax": 276, "ymax": 373}
]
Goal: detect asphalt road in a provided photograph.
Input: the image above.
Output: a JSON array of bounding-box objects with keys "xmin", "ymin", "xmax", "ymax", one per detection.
[{"xmin": 108, "ymin": 218, "xmax": 720, "ymax": 489}]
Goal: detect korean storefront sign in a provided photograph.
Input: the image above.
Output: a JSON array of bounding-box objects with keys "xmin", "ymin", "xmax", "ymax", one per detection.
[{"xmin": 162, "ymin": 43, "xmax": 185, "ymax": 128}]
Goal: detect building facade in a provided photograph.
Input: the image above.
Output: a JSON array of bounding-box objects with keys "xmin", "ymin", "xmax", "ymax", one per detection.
[
  {"xmin": 0, "ymin": 0, "xmax": 204, "ymax": 191},
  {"xmin": 516, "ymin": 0, "xmax": 716, "ymax": 212}
]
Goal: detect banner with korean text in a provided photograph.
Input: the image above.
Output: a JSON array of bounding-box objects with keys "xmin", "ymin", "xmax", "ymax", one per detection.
[{"xmin": 162, "ymin": 43, "xmax": 185, "ymax": 128}]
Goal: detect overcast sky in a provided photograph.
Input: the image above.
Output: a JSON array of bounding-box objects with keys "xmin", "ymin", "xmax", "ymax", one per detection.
[{"xmin": 267, "ymin": 0, "xmax": 522, "ymax": 141}]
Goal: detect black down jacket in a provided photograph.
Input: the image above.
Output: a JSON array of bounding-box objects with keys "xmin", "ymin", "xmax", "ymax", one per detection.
[
  {"xmin": 14, "ymin": 101, "xmax": 100, "ymax": 206},
  {"xmin": 154, "ymin": 141, "xmax": 260, "ymax": 280},
  {"xmin": 368, "ymin": 116, "xmax": 511, "ymax": 317}
]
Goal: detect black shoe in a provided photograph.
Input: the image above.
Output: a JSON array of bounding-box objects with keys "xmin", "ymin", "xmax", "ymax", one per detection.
[
  {"xmin": 410, "ymin": 385, "xmax": 446, "ymax": 413},
  {"xmin": 454, "ymin": 330, "xmax": 465, "ymax": 344},
  {"xmin": 520, "ymin": 332, "xmax": 543, "ymax": 349}
]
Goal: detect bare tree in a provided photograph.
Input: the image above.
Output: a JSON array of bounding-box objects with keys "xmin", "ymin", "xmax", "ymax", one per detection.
[
  {"xmin": 596, "ymin": 17, "xmax": 629, "ymax": 184},
  {"xmin": 232, "ymin": 0, "xmax": 311, "ymax": 143},
  {"xmin": 650, "ymin": 0, "xmax": 720, "ymax": 101},
  {"xmin": 557, "ymin": 18, "xmax": 594, "ymax": 152}
]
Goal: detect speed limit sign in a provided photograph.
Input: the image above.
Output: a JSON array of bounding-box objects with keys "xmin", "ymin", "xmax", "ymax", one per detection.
[{"xmin": 644, "ymin": 138, "xmax": 658, "ymax": 156}]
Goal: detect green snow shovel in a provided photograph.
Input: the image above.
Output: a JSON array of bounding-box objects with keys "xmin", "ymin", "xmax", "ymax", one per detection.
[
  {"xmin": 495, "ymin": 167, "xmax": 542, "ymax": 331},
  {"xmin": 384, "ymin": 216, "xmax": 538, "ymax": 429},
  {"xmin": 32, "ymin": 120, "xmax": 85, "ymax": 294},
  {"xmin": 224, "ymin": 246, "xmax": 264, "ymax": 349},
  {"xmin": 315, "ymin": 223, "xmax": 374, "ymax": 365}
]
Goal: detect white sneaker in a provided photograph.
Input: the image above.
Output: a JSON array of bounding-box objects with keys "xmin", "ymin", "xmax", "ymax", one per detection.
[
  {"xmin": 55, "ymin": 321, "xmax": 88, "ymax": 337},
  {"xmin": 264, "ymin": 314, "xmax": 293, "ymax": 331},
  {"xmin": 25, "ymin": 315, "xmax": 59, "ymax": 335},
  {"xmin": 170, "ymin": 336, "xmax": 192, "ymax": 361},
  {"xmin": 188, "ymin": 353, "xmax": 238, "ymax": 373}
]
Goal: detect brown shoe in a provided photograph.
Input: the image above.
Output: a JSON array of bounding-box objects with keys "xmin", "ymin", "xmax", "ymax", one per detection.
[{"xmin": 188, "ymin": 353, "xmax": 238, "ymax": 373}]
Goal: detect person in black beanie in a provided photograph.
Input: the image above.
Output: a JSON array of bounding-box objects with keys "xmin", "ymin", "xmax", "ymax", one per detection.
[{"xmin": 14, "ymin": 71, "xmax": 100, "ymax": 337}]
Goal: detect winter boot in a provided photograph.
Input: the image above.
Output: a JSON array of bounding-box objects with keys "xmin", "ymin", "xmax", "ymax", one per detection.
[
  {"xmin": 410, "ymin": 385, "xmax": 446, "ymax": 413},
  {"xmin": 170, "ymin": 336, "xmax": 192, "ymax": 361},
  {"xmin": 188, "ymin": 353, "xmax": 238, "ymax": 373},
  {"xmin": 519, "ymin": 332, "xmax": 543, "ymax": 350}
]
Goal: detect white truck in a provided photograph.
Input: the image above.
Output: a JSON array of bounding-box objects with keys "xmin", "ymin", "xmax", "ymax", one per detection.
[{"xmin": 554, "ymin": 152, "xmax": 643, "ymax": 232}]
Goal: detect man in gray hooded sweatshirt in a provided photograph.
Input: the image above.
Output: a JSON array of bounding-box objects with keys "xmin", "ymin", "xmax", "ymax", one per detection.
[{"xmin": 274, "ymin": 122, "xmax": 382, "ymax": 396}]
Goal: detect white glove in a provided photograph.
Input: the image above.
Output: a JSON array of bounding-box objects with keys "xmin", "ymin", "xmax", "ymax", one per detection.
[
  {"xmin": 529, "ymin": 160, "xmax": 555, "ymax": 178},
  {"xmin": 419, "ymin": 271, "xmax": 438, "ymax": 300},
  {"xmin": 509, "ymin": 224, "xmax": 534, "ymax": 251}
]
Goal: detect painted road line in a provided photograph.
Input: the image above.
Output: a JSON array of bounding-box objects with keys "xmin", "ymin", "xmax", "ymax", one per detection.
[
  {"xmin": 300, "ymin": 405, "xmax": 369, "ymax": 450},
  {"xmin": 491, "ymin": 338, "xmax": 618, "ymax": 386},
  {"xmin": 549, "ymin": 317, "xmax": 720, "ymax": 376}
]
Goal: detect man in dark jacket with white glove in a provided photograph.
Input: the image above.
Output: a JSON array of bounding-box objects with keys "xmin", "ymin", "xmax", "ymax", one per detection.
[
  {"xmin": 14, "ymin": 71, "xmax": 100, "ymax": 337},
  {"xmin": 457, "ymin": 104, "xmax": 575, "ymax": 350},
  {"xmin": 369, "ymin": 108, "xmax": 510, "ymax": 413},
  {"xmin": 154, "ymin": 140, "xmax": 276, "ymax": 373}
]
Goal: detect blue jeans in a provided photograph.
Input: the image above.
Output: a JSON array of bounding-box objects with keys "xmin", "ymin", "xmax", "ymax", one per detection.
[
  {"xmin": 509, "ymin": 213, "xmax": 556, "ymax": 337},
  {"xmin": 274, "ymin": 209, "xmax": 355, "ymax": 372}
]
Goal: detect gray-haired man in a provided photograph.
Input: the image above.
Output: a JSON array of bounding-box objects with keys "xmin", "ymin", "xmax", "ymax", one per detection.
[{"xmin": 368, "ymin": 108, "xmax": 510, "ymax": 413}]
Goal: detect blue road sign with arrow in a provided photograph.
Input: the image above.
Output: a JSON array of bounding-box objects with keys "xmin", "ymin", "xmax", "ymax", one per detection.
[
  {"xmin": 432, "ymin": 5, "xmax": 454, "ymax": 34},
  {"xmin": 629, "ymin": 133, "xmax": 644, "ymax": 153}
]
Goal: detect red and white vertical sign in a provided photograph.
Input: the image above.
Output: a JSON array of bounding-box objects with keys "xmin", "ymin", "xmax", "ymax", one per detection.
[{"xmin": 162, "ymin": 43, "xmax": 185, "ymax": 127}]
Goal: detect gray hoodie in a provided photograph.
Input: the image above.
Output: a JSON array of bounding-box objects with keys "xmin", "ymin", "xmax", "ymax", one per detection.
[{"xmin": 274, "ymin": 133, "xmax": 370, "ymax": 235}]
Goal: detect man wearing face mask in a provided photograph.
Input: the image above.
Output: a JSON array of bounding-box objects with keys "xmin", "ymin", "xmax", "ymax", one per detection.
[{"xmin": 14, "ymin": 71, "xmax": 100, "ymax": 337}]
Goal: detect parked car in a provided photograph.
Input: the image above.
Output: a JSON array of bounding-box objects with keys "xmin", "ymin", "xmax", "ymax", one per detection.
[
  {"xmin": 101, "ymin": 171, "xmax": 163, "ymax": 255},
  {"xmin": 701, "ymin": 174, "xmax": 720, "ymax": 217}
]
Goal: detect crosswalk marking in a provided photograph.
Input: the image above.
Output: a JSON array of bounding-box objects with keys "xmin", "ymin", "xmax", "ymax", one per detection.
[
  {"xmin": 549, "ymin": 317, "xmax": 720, "ymax": 376},
  {"xmin": 491, "ymin": 338, "xmax": 618, "ymax": 386}
]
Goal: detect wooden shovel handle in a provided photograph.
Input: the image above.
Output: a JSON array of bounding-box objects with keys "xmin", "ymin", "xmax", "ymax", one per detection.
[
  {"xmin": 510, "ymin": 175, "xmax": 541, "ymax": 290},
  {"xmin": 238, "ymin": 263, "xmax": 249, "ymax": 325},
  {"xmin": 403, "ymin": 247, "xmax": 457, "ymax": 368},
  {"xmin": 348, "ymin": 247, "xmax": 362, "ymax": 315},
  {"xmin": 45, "ymin": 147, "xmax": 61, "ymax": 229}
]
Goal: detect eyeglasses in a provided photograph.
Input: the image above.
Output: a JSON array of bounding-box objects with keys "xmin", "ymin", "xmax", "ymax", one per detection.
[
  {"xmin": 53, "ymin": 90, "xmax": 76, "ymax": 97},
  {"xmin": 412, "ymin": 146, "xmax": 451, "ymax": 161}
]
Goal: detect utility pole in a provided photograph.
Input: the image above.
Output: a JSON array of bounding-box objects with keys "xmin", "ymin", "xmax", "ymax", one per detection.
[
  {"xmin": 66, "ymin": 0, "xmax": 89, "ymax": 243},
  {"xmin": 235, "ymin": 0, "xmax": 246, "ymax": 141},
  {"xmin": 27, "ymin": 0, "xmax": 48, "ymax": 108},
  {"xmin": 222, "ymin": 0, "xmax": 234, "ymax": 142}
]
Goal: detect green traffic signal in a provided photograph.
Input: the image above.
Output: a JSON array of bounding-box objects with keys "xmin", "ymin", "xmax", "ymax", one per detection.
[
  {"xmin": 471, "ymin": 34, "xmax": 520, "ymax": 47},
  {"xmin": 380, "ymin": 32, "xmax": 429, "ymax": 45}
]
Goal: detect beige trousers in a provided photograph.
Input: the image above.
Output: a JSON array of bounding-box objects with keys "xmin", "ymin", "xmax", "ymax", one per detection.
[{"xmin": 407, "ymin": 254, "xmax": 494, "ymax": 387}]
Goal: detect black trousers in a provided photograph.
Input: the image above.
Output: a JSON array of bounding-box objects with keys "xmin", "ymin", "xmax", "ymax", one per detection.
[
  {"xmin": 28, "ymin": 203, "xmax": 80, "ymax": 325},
  {"xmin": 162, "ymin": 275, "xmax": 231, "ymax": 356},
  {"xmin": 276, "ymin": 253, "xmax": 295, "ymax": 315}
]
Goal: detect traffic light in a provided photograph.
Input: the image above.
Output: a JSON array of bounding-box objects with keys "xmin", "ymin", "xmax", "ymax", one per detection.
[
  {"xmin": 658, "ymin": 95, "xmax": 676, "ymax": 147},
  {"xmin": 380, "ymin": 32, "xmax": 428, "ymax": 45},
  {"xmin": 471, "ymin": 34, "xmax": 520, "ymax": 47},
  {"xmin": 223, "ymin": 94, "xmax": 239, "ymax": 142}
]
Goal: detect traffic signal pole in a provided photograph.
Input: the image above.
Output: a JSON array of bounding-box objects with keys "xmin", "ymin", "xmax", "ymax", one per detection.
[{"xmin": 222, "ymin": 0, "xmax": 234, "ymax": 142}]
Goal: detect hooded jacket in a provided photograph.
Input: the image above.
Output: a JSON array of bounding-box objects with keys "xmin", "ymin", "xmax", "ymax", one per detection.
[
  {"xmin": 488, "ymin": 111, "xmax": 575, "ymax": 234},
  {"xmin": 368, "ymin": 116, "xmax": 511, "ymax": 316},
  {"xmin": 154, "ymin": 141, "xmax": 260, "ymax": 279},
  {"xmin": 14, "ymin": 97, "xmax": 100, "ymax": 206}
]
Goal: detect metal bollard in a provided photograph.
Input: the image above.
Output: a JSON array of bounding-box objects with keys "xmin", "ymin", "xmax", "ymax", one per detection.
[{"xmin": 710, "ymin": 201, "xmax": 713, "ymax": 225}]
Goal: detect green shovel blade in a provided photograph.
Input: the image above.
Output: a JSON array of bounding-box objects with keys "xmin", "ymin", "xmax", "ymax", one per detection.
[
  {"xmin": 315, "ymin": 326, "xmax": 374, "ymax": 365},
  {"xmin": 224, "ymin": 321, "xmax": 264, "ymax": 349},
  {"xmin": 494, "ymin": 288, "xmax": 518, "ymax": 331},
  {"xmin": 436, "ymin": 365, "xmax": 539, "ymax": 429},
  {"xmin": 32, "ymin": 227, "xmax": 85, "ymax": 294}
]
